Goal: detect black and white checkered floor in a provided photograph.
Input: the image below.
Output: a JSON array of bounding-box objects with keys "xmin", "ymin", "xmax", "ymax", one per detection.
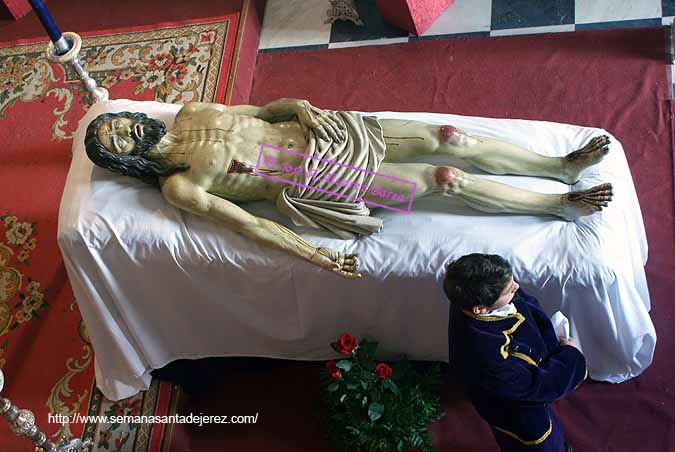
[
  {"xmin": 259, "ymin": 0, "xmax": 674, "ymax": 95},
  {"xmin": 260, "ymin": 0, "xmax": 673, "ymax": 51}
]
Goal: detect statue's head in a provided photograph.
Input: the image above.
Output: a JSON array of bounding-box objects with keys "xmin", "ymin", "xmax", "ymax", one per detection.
[{"xmin": 85, "ymin": 111, "xmax": 188, "ymax": 187}]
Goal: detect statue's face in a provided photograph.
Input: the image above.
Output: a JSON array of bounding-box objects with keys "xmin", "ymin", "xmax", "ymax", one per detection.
[
  {"xmin": 97, "ymin": 116, "xmax": 143, "ymax": 155},
  {"xmin": 96, "ymin": 114, "xmax": 166, "ymax": 156}
]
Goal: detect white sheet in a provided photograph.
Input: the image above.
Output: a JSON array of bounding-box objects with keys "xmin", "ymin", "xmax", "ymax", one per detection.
[{"xmin": 59, "ymin": 99, "xmax": 656, "ymax": 401}]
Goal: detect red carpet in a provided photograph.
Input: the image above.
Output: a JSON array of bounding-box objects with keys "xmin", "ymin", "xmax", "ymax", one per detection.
[
  {"xmin": 0, "ymin": 0, "xmax": 266, "ymax": 105},
  {"xmin": 169, "ymin": 28, "xmax": 674, "ymax": 451},
  {"xmin": 0, "ymin": 0, "xmax": 244, "ymax": 41},
  {"xmin": 0, "ymin": 15, "xmax": 237, "ymax": 451}
]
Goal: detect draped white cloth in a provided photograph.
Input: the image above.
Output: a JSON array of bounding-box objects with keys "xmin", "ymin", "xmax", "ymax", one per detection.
[
  {"xmin": 59, "ymin": 100, "xmax": 655, "ymax": 401},
  {"xmin": 276, "ymin": 111, "xmax": 386, "ymax": 239}
]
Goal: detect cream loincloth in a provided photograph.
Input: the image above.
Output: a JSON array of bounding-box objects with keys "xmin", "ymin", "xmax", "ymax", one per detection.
[{"xmin": 275, "ymin": 111, "xmax": 386, "ymax": 239}]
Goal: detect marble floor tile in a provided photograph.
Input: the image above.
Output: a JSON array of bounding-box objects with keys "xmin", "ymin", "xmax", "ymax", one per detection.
[
  {"xmin": 329, "ymin": 0, "xmax": 408, "ymax": 43},
  {"xmin": 575, "ymin": 0, "xmax": 662, "ymax": 24},
  {"xmin": 490, "ymin": 23, "xmax": 574, "ymax": 36},
  {"xmin": 328, "ymin": 36, "xmax": 410, "ymax": 49},
  {"xmin": 575, "ymin": 18, "xmax": 662, "ymax": 30},
  {"xmin": 422, "ymin": 0, "xmax": 492, "ymax": 36},
  {"xmin": 410, "ymin": 31, "xmax": 491, "ymax": 42},
  {"xmin": 259, "ymin": 0, "xmax": 332, "ymax": 49},
  {"xmin": 664, "ymin": 0, "xmax": 675, "ymax": 17},
  {"xmin": 491, "ymin": 0, "xmax": 574, "ymax": 30}
]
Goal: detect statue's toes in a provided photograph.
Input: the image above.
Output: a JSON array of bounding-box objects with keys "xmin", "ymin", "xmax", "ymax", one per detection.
[
  {"xmin": 588, "ymin": 137, "xmax": 602, "ymax": 148},
  {"xmin": 593, "ymin": 191, "xmax": 612, "ymax": 200},
  {"xmin": 595, "ymin": 135, "xmax": 610, "ymax": 146},
  {"xmin": 581, "ymin": 135, "xmax": 610, "ymax": 155},
  {"xmin": 595, "ymin": 182, "xmax": 612, "ymax": 191},
  {"xmin": 590, "ymin": 135, "xmax": 610, "ymax": 147}
]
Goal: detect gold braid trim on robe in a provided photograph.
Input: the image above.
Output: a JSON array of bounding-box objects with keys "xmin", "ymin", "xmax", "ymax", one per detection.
[{"xmin": 275, "ymin": 111, "xmax": 386, "ymax": 239}]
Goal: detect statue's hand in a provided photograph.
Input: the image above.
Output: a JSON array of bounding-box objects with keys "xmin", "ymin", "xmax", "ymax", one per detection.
[
  {"xmin": 294, "ymin": 100, "xmax": 346, "ymax": 143},
  {"xmin": 310, "ymin": 247, "xmax": 361, "ymax": 279}
]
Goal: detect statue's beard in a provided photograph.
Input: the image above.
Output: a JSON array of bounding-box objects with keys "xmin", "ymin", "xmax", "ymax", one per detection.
[{"xmin": 131, "ymin": 117, "xmax": 167, "ymax": 156}]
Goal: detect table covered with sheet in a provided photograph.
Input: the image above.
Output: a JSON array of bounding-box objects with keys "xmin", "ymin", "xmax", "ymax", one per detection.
[{"xmin": 59, "ymin": 99, "xmax": 655, "ymax": 401}]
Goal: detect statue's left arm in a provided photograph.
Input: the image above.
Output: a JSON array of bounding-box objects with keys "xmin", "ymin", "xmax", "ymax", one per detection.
[
  {"xmin": 178, "ymin": 99, "xmax": 346, "ymax": 142},
  {"xmin": 160, "ymin": 174, "xmax": 360, "ymax": 279}
]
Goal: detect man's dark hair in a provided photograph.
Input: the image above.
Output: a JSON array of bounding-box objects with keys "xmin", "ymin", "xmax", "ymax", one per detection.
[
  {"xmin": 84, "ymin": 111, "xmax": 189, "ymax": 187},
  {"xmin": 443, "ymin": 253, "xmax": 513, "ymax": 310}
]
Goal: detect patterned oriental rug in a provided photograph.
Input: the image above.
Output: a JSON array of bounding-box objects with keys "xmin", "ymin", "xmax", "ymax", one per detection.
[{"xmin": 0, "ymin": 15, "xmax": 237, "ymax": 451}]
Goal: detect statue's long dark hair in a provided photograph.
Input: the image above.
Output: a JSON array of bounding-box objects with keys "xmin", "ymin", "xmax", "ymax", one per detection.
[{"xmin": 84, "ymin": 111, "xmax": 189, "ymax": 187}]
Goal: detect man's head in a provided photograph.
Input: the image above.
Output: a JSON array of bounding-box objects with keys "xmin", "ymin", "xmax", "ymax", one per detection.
[
  {"xmin": 443, "ymin": 253, "xmax": 519, "ymax": 315},
  {"xmin": 84, "ymin": 111, "xmax": 188, "ymax": 186}
]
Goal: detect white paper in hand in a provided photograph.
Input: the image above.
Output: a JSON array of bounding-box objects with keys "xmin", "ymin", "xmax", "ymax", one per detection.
[{"xmin": 550, "ymin": 311, "xmax": 570, "ymax": 340}]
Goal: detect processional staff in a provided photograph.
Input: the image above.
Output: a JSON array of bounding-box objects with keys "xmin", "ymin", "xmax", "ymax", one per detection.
[
  {"xmin": 0, "ymin": 368, "xmax": 92, "ymax": 451},
  {"xmin": 27, "ymin": 0, "xmax": 109, "ymax": 103},
  {"xmin": 0, "ymin": 2, "xmax": 100, "ymax": 450}
]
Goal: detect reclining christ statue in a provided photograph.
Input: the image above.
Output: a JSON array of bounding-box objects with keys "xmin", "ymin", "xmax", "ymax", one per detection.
[{"xmin": 84, "ymin": 99, "xmax": 613, "ymax": 279}]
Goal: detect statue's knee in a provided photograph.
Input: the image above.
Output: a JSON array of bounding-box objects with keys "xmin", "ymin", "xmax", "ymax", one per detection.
[
  {"xmin": 439, "ymin": 125, "xmax": 477, "ymax": 147},
  {"xmin": 434, "ymin": 166, "xmax": 462, "ymax": 193}
]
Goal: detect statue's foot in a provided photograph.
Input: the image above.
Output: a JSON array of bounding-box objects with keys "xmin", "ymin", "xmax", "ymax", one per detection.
[
  {"xmin": 558, "ymin": 183, "xmax": 613, "ymax": 220},
  {"xmin": 562, "ymin": 135, "xmax": 610, "ymax": 184}
]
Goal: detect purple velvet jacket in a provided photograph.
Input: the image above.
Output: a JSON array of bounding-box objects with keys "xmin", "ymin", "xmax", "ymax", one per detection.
[{"xmin": 448, "ymin": 288, "xmax": 587, "ymax": 449}]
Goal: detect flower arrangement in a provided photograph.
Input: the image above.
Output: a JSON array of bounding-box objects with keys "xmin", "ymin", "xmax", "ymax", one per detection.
[{"xmin": 322, "ymin": 333, "xmax": 445, "ymax": 452}]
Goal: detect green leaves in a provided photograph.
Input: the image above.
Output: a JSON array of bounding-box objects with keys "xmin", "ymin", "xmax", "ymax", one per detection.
[
  {"xmin": 357, "ymin": 338, "xmax": 379, "ymax": 357},
  {"xmin": 336, "ymin": 360, "xmax": 352, "ymax": 371},
  {"xmin": 346, "ymin": 381, "xmax": 359, "ymax": 390},
  {"xmin": 383, "ymin": 379, "xmax": 400, "ymax": 396},
  {"xmin": 322, "ymin": 335, "xmax": 445, "ymax": 451},
  {"xmin": 360, "ymin": 369, "xmax": 375, "ymax": 381},
  {"xmin": 368, "ymin": 388, "xmax": 382, "ymax": 403},
  {"xmin": 367, "ymin": 402, "xmax": 384, "ymax": 422}
]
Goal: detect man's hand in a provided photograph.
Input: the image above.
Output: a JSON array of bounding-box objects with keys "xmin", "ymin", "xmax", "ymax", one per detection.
[
  {"xmin": 294, "ymin": 100, "xmax": 346, "ymax": 143},
  {"xmin": 310, "ymin": 246, "xmax": 361, "ymax": 279},
  {"xmin": 559, "ymin": 336, "xmax": 578, "ymax": 349}
]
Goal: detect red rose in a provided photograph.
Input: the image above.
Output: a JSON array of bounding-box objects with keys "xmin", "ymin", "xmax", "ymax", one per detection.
[
  {"xmin": 326, "ymin": 360, "xmax": 342, "ymax": 379},
  {"xmin": 375, "ymin": 363, "xmax": 393, "ymax": 380},
  {"xmin": 335, "ymin": 333, "xmax": 358, "ymax": 355}
]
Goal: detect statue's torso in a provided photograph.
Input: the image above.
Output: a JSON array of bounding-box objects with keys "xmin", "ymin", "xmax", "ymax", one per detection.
[{"xmin": 162, "ymin": 108, "xmax": 308, "ymax": 202}]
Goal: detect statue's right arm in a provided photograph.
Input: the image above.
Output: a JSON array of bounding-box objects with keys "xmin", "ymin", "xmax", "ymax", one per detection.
[
  {"xmin": 176, "ymin": 100, "xmax": 345, "ymax": 142},
  {"xmin": 160, "ymin": 175, "xmax": 361, "ymax": 279},
  {"xmin": 177, "ymin": 99, "xmax": 301, "ymax": 121}
]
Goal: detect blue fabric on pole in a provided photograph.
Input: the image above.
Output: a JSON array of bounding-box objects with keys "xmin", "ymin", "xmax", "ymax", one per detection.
[{"xmin": 28, "ymin": 0, "xmax": 62, "ymax": 42}]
